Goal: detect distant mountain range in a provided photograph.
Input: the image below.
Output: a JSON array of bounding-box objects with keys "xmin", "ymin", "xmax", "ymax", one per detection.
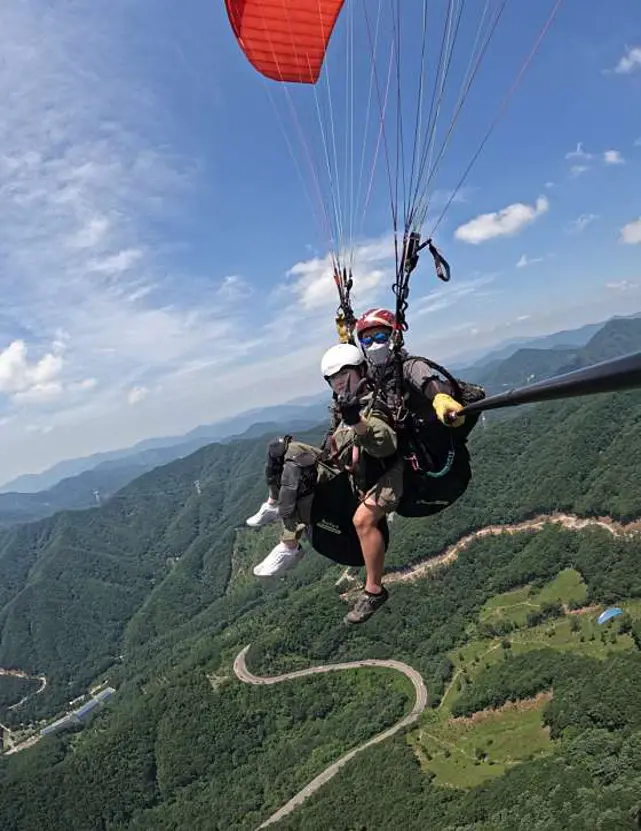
[
  {"xmin": 0, "ymin": 405, "xmax": 330, "ymax": 526},
  {"xmin": 0, "ymin": 397, "xmax": 329, "ymax": 494},
  {"xmin": 0, "ymin": 312, "xmax": 639, "ymax": 527},
  {"xmin": 463, "ymin": 316, "xmax": 641, "ymax": 393},
  {"xmin": 448, "ymin": 313, "xmax": 641, "ymax": 370}
]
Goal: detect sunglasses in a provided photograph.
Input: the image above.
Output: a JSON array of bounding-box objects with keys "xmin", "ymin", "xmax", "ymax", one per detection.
[{"xmin": 359, "ymin": 331, "xmax": 391, "ymax": 347}]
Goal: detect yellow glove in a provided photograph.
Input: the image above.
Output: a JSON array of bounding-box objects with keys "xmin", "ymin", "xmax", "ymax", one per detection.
[{"xmin": 433, "ymin": 393, "xmax": 465, "ymax": 427}]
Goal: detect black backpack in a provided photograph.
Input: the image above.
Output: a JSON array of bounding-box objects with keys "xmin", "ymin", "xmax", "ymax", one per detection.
[{"xmin": 394, "ymin": 355, "xmax": 485, "ymax": 518}]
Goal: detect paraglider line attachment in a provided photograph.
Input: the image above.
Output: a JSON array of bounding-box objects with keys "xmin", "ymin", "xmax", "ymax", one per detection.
[
  {"xmin": 333, "ymin": 265, "xmax": 356, "ymax": 343},
  {"xmin": 402, "ymin": 231, "xmax": 423, "ymax": 275}
]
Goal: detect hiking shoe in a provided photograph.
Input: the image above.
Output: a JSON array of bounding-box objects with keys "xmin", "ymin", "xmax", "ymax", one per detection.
[
  {"xmin": 344, "ymin": 586, "xmax": 389, "ymax": 625},
  {"xmin": 253, "ymin": 542, "xmax": 304, "ymax": 577},
  {"xmin": 246, "ymin": 501, "xmax": 280, "ymax": 528}
]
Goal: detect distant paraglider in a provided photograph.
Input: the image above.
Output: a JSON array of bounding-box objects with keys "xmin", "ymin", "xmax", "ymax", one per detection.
[{"xmin": 597, "ymin": 607, "xmax": 624, "ymax": 625}]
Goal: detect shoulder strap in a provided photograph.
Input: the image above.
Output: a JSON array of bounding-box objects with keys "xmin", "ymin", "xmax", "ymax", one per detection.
[{"xmin": 402, "ymin": 353, "xmax": 464, "ymax": 399}]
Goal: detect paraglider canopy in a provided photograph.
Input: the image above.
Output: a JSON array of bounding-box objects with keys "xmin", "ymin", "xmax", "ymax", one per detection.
[
  {"xmin": 597, "ymin": 607, "xmax": 624, "ymax": 625},
  {"xmin": 224, "ymin": 0, "xmax": 344, "ymax": 84}
]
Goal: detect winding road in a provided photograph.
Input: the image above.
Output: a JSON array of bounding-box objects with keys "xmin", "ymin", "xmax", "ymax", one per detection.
[
  {"xmin": 337, "ymin": 512, "xmax": 641, "ymax": 596},
  {"xmin": 0, "ymin": 668, "xmax": 47, "ymax": 711},
  {"xmin": 233, "ymin": 645, "xmax": 428, "ymax": 829}
]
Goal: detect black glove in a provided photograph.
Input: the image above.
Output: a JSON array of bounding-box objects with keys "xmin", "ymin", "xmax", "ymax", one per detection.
[{"xmin": 337, "ymin": 390, "xmax": 362, "ymax": 426}]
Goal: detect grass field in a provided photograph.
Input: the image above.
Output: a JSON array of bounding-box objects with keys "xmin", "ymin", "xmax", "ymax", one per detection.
[
  {"xmin": 537, "ymin": 568, "xmax": 587, "ymax": 607},
  {"xmin": 478, "ymin": 568, "xmax": 587, "ymax": 628},
  {"xmin": 410, "ymin": 695, "xmax": 551, "ymax": 787},
  {"xmin": 409, "ymin": 568, "xmax": 638, "ymax": 788}
]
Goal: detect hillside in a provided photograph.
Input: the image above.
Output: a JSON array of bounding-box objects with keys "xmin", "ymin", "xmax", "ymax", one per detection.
[
  {"xmin": 0, "ymin": 422, "xmax": 331, "ymax": 718},
  {"xmin": 1, "ymin": 369, "xmax": 641, "ymax": 828},
  {"xmin": 447, "ymin": 322, "xmax": 595, "ymax": 369},
  {"xmin": 0, "ymin": 463, "xmax": 149, "ymax": 527},
  {"xmin": 464, "ymin": 314, "xmax": 641, "ymax": 394}
]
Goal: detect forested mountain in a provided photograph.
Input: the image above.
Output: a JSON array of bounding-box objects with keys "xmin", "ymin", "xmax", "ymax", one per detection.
[
  {"xmin": 464, "ymin": 315, "xmax": 641, "ymax": 393},
  {"xmin": 0, "ymin": 462, "xmax": 152, "ymax": 527},
  {"xmin": 450, "ymin": 315, "xmax": 628, "ymax": 368},
  {"xmin": 0, "ymin": 351, "xmax": 640, "ymax": 829}
]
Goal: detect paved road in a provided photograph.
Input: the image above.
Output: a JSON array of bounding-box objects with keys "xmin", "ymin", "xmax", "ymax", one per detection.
[{"xmin": 233, "ymin": 645, "xmax": 428, "ymax": 829}]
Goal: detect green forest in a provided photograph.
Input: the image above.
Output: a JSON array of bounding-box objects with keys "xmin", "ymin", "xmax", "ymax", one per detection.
[{"xmin": 1, "ymin": 322, "xmax": 641, "ymax": 829}]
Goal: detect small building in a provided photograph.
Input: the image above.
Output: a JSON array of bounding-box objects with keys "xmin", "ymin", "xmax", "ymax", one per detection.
[
  {"xmin": 40, "ymin": 715, "xmax": 74, "ymax": 737},
  {"xmin": 40, "ymin": 687, "xmax": 116, "ymax": 736}
]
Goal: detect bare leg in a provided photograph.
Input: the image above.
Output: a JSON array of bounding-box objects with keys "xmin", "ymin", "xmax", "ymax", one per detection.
[{"xmin": 352, "ymin": 498, "xmax": 386, "ymax": 594}]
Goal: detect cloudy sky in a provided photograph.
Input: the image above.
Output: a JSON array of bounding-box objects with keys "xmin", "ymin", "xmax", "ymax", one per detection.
[{"xmin": 0, "ymin": 0, "xmax": 639, "ymax": 485}]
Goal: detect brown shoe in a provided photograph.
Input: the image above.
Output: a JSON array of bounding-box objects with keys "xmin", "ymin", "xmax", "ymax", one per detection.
[{"xmin": 344, "ymin": 586, "xmax": 389, "ymax": 625}]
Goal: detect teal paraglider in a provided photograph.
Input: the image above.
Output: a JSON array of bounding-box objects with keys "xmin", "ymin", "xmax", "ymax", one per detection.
[{"xmin": 597, "ymin": 607, "xmax": 624, "ymax": 625}]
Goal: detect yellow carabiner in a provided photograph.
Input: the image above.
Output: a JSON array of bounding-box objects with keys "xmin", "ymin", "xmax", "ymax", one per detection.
[{"xmin": 335, "ymin": 312, "xmax": 351, "ymax": 343}]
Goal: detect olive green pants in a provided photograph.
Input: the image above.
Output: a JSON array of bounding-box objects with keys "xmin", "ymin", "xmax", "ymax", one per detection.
[
  {"xmin": 269, "ymin": 441, "xmax": 320, "ymax": 544},
  {"xmin": 269, "ymin": 438, "xmax": 404, "ymax": 545}
]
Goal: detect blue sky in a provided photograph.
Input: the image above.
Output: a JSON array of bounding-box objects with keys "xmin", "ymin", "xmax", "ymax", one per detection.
[{"xmin": 0, "ymin": 0, "xmax": 639, "ymax": 484}]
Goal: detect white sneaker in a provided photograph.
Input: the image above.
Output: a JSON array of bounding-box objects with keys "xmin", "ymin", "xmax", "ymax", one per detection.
[
  {"xmin": 246, "ymin": 501, "xmax": 280, "ymax": 528},
  {"xmin": 253, "ymin": 542, "xmax": 304, "ymax": 577}
]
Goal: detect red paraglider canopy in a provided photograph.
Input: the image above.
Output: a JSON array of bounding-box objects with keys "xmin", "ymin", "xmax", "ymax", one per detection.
[{"xmin": 224, "ymin": 0, "xmax": 345, "ymax": 84}]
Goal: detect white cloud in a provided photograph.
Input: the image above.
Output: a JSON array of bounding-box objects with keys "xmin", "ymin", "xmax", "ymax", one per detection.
[
  {"xmin": 454, "ymin": 196, "xmax": 549, "ymax": 245},
  {"xmin": 569, "ymin": 164, "xmax": 589, "ymax": 178},
  {"xmin": 429, "ymin": 186, "xmax": 476, "ymax": 209},
  {"xmin": 69, "ymin": 378, "xmax": 97, "ymax": 392},
  {"xmin": 13, "ymin": 382, "xmax": 64, "ymax": 404},
  {"xmin": 127, "ymin": 385, "xmax": 149, "ymax": 405},
  {"xmin": 606, "ymin": 280, "xmax": 639, "ymax": 291},
  {"xmin": 88, "ymin": 248, "xmax": 144, "ymax": 275},
  {"xmin": 0, "ymin": 337, "xmax": 101, "ymax": 409},
  {"xmin": 216, "ymin": 275, "xmax": 253, "ymax": 302},
  {"xmin": 567, "ymin": 214, "xmax": 598, "ymax": 234},
  {"xmin": 0, "ymin": 340, "xmax": 63, "ymax": 395},
  {"xmin": 25, "ymin": 423, "xmax": 54, "ymax": 435},
  {"xmin": 620, "ymin": 218, "xmax": 641, "ymax": 245},
  {"xmin": 635, "ymin": 137, "xmax": 641, "ymax": 147},
  {"xmin": 604, "ymin": 150, "xmax": 625, "ymax": 165},
  {"xmin": 411, "ymin": 275, "xmax": 496, "ymax": 319},
  {"xmin": 613, "ymin": 46, "xmax": 641, "ymax": 74},
  {"xmin": 282, "ymin": 236, "xmax": 394, "ymax": 313},
  {"xmin": 67, "ymin": 216, "xmax": 110, "ymax": 250},
  {"xmin": 565, "ymin": 142, "xmax": 593, "ymax": 161},
  {"xmin": 516, "ymin": 254, "xmax": 544, "ymax": 269},
  {"xmin": 544, "ymin": 181, "xmax": 555, "ymax": 189}
]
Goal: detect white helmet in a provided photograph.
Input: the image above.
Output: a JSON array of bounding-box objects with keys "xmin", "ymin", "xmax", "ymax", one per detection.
[{"xmin": 320, "ymin": 342, "xmax": 364, "ymax": 379}]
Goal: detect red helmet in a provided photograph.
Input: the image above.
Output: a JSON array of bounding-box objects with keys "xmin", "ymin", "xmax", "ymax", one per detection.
[{"xmin": 355, "ymin": 308, "xmax": 398, "ymax": 337}]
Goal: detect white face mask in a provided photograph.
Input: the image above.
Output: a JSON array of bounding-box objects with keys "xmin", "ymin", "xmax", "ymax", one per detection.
[{"xmin": 364, "ymin": 341, "xmax": 392, "ymax": 367}]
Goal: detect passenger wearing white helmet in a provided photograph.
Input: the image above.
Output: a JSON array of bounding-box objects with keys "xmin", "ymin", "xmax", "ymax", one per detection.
[{"xmin": 249, "ymin": 341, "xmax": 400, "ymax": 624}]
